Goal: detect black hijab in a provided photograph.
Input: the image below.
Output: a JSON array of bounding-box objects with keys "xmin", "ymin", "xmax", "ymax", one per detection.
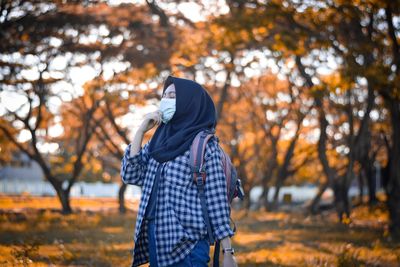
[{"xmin": 148, "ymin": 75, "xmax": 217, "ymax": 163}]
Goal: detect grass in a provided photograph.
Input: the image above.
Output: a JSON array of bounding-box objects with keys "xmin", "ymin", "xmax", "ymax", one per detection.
[{"xmin": 0, "ymin": 194, "xmax": 399, "ymax": 266}]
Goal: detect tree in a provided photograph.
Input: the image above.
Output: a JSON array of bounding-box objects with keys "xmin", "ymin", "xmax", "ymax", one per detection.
[{"xmin": 0, "ymin": 0, "xmax": 176, "ymax": 213}]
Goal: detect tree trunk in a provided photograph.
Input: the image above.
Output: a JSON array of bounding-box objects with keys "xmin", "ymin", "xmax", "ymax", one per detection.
[
  {"xmin": 361, "ymin": 157, "xmax": 378, "ymax": 205},
  {"xmin": 271, "ymin": 182, "xmax": 281, "ymax": 210},
  {"xmin": 356, "ymin": 83, "xmax": 376, "ymax": 205},
  {"xmin": 271, "ymin": 123, "xmax": 302, "ymax": 210},
  {"xmin": 386, "ymin": 99, "xmax": 400, "ymax": 239},
  {"xmin": 240, "ymin": 191, "xmax": 251, "ymax": 210},
  {"xmin": 261, "ymin": 186, "xmax": 270, "ymax": 211},
  {"xmin": 338, "ymin": 151, "xmax": 354, "ymax": 220},
  {"xmin": 384, "ymin": 0, "xmax": 400, "ymax": 240},
  {"xmin": 309, "ymin": 182, "xmax": 329, "ymax": 214},
  {"xmin": 118, "ymin": 183, "xmax": 127, "ymax": 214},
  {"xmin": 358, "ymin": 172, "xmax": 364, "ymax": 203},
  {"xmin": 295, "ymin": 56, "xmax": 337, "ymax": 215},
  {"xmin": 261, "ymin": 145, "xmax": 277, "ymax": 210},
  {"xmin": 333, "ymin": 178, "xmax": 350, "ymax": 222},
  {"xmin": 215, "ymin": 70, "xmax": 232, "ymax": 121},
  {"xmin": 309, "ymin": 98, "xmax": 337, "ymax": 214},
  {"xmin": 42, "ymin": 174, "xmax": 72, "ymax": 214},
  {"xmin": 56, "ymin": 188, "xmax": 72, "ymax": 214}
]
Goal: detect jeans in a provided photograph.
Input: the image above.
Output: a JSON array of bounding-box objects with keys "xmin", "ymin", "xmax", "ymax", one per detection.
[{"xmin": 147, "ymin": 219, "xmax": 210, "ymax": 267}]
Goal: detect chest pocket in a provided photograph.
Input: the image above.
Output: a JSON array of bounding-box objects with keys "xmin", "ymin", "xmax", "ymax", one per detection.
[{"xmin": 164, "ymin": 150, "xmax": 192, "ymax": 189}]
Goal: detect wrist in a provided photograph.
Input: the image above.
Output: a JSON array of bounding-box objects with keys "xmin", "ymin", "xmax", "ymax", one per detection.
[
  {"xmin": 223, "ymin": 253, "xmax": 235, "ymax": 260},
  {"xmin": 137, "ymin": 126, "xmax": 146, "ymax": 134}
]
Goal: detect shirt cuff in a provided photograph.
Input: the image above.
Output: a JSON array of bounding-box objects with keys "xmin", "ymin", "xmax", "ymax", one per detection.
[
  {"xmin": 213, "ymin": 224, "xmax": 235, "ymax": 241},
  {"xmin": 123, "ymin": 143, "xmax": 145, "ymax": 166}
]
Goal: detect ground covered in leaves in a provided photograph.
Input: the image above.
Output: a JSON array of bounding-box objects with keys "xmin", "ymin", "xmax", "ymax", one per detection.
[{"xmin": 0, "ymin": 195, "xmax": 399, "ymax": 266}]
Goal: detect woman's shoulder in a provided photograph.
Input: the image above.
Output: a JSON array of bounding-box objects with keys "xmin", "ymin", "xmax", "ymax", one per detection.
[
  {"xmin": 175, "ymin": 134, "xmax": 220, "ymax": 163},
  {"xmin": 204, "ymin": 135, "xmax": 221, "ymax": 160}
]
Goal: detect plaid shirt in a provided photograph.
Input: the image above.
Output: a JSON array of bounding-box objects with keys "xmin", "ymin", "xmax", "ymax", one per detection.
[{"xmin": 120, "ymin": 136, "xmax": 234, "ymax": 267}]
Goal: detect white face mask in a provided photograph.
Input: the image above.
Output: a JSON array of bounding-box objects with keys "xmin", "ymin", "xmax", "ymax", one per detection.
[{"xmin": 159, "ymin": 98, "xmax": 176, "ymax": 124}]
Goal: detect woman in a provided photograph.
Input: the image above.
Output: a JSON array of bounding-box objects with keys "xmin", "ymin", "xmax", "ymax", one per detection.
[{"xmin": 121, "ymin": 75, "xmax": 238, "ymax": 267}]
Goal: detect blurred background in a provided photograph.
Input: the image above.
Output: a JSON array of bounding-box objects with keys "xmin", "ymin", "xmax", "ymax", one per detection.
[{"xmin": 0, "ymin": 0, "xmax": 399, "ymax": 266}]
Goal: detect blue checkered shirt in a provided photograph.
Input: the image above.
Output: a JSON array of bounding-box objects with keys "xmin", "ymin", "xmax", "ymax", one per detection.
[{"xmin": 120, "ymin": 136, "xmax": 234, "ymax": 267}]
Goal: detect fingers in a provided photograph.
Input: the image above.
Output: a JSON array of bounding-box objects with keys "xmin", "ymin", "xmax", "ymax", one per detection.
[
  {"xmin": 155, "ymin": 111, "xmax": 162, "ymax": 125},
  {"xmin": 143, "ymin": 111, "xmax": 162, "ymax": 128},
  {"xmin": 151, "ymin": 111, "xmax": 162, "ymax": 126}
]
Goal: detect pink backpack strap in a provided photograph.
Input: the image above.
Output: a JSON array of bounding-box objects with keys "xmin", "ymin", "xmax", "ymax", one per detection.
[
  {"xmin": 220, "ymin": 149, "xmax": 232, "ymax": 196},
  {"xmin": 190, "ymin": 129, "xmax": 216, "ymax": 245},
  {"xmin": 189, "ymin": 130, "xmax": 214, "ymax": 184}
]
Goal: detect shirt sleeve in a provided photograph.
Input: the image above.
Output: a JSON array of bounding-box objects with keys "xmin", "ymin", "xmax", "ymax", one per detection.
[
  {"xmin": 120, "ymin": 141, "xmax": 150, "ymax": 187},
  {"xmin": 203, "ymin": 137, "xmax": 235, "ymax": 241}
]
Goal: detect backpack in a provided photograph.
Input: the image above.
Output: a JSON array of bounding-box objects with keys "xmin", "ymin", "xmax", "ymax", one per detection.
[{"xmin": 189, "ymin": 129, "xmax": 245, "ymax": 267}]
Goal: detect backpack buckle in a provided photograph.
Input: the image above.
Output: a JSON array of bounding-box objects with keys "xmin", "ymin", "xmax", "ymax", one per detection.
[
  {"xmin": 192, "ymin": 165, "xmax": 206, "ymax": 184},
  {"xmin": 236, "ymin": 179, "xmax": 245, "ymax": 200}
]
